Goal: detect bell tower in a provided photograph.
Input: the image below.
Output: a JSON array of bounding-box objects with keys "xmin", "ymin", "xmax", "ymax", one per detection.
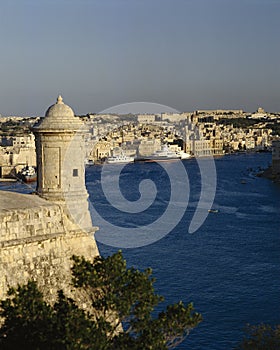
[{"xmin": 33, "ymin": 95, "xmax": 92, "ymax": 231}]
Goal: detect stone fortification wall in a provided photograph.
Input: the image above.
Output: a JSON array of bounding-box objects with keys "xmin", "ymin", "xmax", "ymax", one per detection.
[{"xmin": 0, "ymin": 191, "xmax": 99, "ymax": 303}]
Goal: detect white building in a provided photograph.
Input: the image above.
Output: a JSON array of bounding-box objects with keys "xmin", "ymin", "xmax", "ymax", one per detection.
[{"xmin": 137, "ymin": 114, "xmax": 156, "ymax": 124}]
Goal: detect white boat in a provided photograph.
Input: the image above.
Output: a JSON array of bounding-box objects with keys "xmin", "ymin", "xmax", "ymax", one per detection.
[
  {"xmin": 18, "ymin": 166, "xmax": 37, "ymax": 183},
  {"xmin": 85, "ymin": 159, "xmax": 94, "ymax": 166},
  {"xmin": 176, "ymin": 150, "xmax": 192, "ymax": 159},
  {"xmin": 106, "ymin": 153, "xmax": 135, "ymax": 164},
  {"xmin": 135, "ymin": 144, "xmax": 180, "ymax": 162},
  {"xmin": 208, "ymin": 209, "xmax": 219, "ymax": 213}
]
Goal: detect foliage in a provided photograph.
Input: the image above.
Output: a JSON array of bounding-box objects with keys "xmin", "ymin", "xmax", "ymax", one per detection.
[
  {"xmin": 266, "ymin": 122, "xmax": 280, "ymax": 136},
  {"xmin": 71, "ymin": 251, "xmax": 202, "ymax": 349},
  {"xmin": 0, "ymin": 281, "xmax": 108, "ymax": 350},
  {"xmin": 0, "ymin": 251, "xmax": 202, "ymax": 349},
  {"xmin": 0, "ymin": 281, "xmax": 54, "ymax": 349},
  {"xmin": 237, "ymin": 324, "xmax": 280, "ymax": 350},
  {"xmin": 217, "ymin": 118, "xmax": 258, "ymax": 128}
]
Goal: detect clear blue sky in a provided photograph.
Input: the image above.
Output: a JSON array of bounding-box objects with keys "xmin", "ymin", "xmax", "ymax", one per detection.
[{"xmin": 0, "ymin": 0, "xmax": 279, "ymax": 115}]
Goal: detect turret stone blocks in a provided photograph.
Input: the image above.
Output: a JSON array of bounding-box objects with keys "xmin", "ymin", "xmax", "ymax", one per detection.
[{"xmin": 0, "ymin": 96, "xmax": 99, "ymax": 303}]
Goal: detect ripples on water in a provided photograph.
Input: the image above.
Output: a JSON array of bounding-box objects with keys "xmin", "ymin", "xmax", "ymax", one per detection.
[
  {"xmin": 2, "ymin": 153, "xmax": 279, "ymax": 349},
  {"xmin": 88, "ymin": 153, "xmax": 280, "ymax": 350}
]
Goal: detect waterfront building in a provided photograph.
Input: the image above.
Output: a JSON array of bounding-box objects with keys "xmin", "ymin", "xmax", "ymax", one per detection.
[
  {"xmin": 81, "ymin": 109, "xmax": 274, "ymax": 158},
  {"xmin": 138, "ymin": 138, "xmax": 161, "ymax": 157},
  {"xmin": 211, "ymin": 138, "xmax": 224, "ymax": 155},
  {"xmin": 91, "ymin": 140, "xmax": 112, "ymax": 160},
  {"xmin": 191, "ymin": 139, "xmax": 212, "ymax": 157},
  {"xmin": 0, "ymin": 134, "xmax": 36, "ymax": 178}
]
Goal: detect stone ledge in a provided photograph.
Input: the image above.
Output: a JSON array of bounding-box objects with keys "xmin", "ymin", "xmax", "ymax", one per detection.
[
  {"xmin": 0, "ymin": 190, "xmax": 51, "ymax": 211},
  {"xmin": 0, "ymin": 226, "xmax": 98, "ymax": 249}
]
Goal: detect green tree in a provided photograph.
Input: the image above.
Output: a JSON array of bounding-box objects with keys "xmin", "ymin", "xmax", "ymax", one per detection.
[
  {"xmin": 0, "ymin": 251, "xmax": 202, "ymax": 349},
  {"xmin": 0, "ymin": 281, "xmax": 109, "ymax": 350},
  {"xmin": 237, "ymin": 324, "xmax": 280, "ymax": 350}
]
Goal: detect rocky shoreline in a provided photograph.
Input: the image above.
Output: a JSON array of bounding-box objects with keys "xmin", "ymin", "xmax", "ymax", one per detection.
[{"xmin": 258, "ymin": 166, "xmax": 280, "ymax": 184}]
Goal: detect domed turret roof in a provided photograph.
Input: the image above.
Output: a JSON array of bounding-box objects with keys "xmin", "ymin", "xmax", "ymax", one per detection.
[
  {"xmin": 33, "ymin": 95, "xmax": 84, "ymax": 131},
  {"xmin": 45, "ymin": 95, "xmax": 75, "ymax": 119}
]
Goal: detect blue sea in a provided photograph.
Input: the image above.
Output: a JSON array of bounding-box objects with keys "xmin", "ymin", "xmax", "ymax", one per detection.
[
  {"xmin": 1, "ymin": 153, "xmax": 279, "ymax": 349},
  {"xmin": 87, "ymin": 153, "xmax": 280, "ymax": 349}
]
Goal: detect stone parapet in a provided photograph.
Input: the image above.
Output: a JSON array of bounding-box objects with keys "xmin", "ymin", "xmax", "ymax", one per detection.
[
  {"xmin": 0, "ymin": 191, "xmax": 99, "ymax": 302},
  {"xmin": 0, "ymin": 205, "xmax": 66, "ymax": 246}
]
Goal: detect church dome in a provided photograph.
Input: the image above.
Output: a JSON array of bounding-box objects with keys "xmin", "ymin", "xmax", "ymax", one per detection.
[{"xmin": 45, "ymin": 95, "xmax": 75, "ymax": 118}]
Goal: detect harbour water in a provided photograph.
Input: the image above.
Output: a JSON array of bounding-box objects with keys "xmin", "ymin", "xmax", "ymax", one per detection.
[
  {"xmin": 1, "ymin": 153, "xmax": 279, "ymax": 349},
  {"xmin": 87, "ymin": 153, "xmax": 280, "ymax": 349}
]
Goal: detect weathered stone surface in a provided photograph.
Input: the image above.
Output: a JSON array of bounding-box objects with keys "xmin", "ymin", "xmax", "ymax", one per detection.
[
  {"xmin": 0, "ymin": 96, "xmax": 100, "ymax": 308},
  {"xmin": 0, "ymin": 190, "xmax": 99, "ymax": 302},
  {"xmin": 32, "ymin": 95, "xmax": 92, "ymax": 231}
]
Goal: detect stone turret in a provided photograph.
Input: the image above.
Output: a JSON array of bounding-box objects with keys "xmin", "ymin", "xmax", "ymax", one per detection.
[
  {"xmin": 0, "ymin": 96, "xmax": 99, "ymax": 304},
  {"xmin": 32, "ymin": 95, "xmax": 92, "ymax": 231}
]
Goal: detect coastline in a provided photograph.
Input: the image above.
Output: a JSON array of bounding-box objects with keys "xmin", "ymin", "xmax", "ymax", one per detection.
[{"xmin": 257, "ymin": 166, "xmax": 280, "ymax": 184}]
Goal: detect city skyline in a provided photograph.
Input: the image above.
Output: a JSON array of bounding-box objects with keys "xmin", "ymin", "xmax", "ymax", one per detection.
[{"xmin": 0, "ymin": 0, "xmax": 279, "ymax": 116}]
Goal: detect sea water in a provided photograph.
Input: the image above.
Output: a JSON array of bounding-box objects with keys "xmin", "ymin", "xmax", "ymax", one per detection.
[{"xmin": 86, "ymin": 153, "xmax": 280, "ymax": 349}]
